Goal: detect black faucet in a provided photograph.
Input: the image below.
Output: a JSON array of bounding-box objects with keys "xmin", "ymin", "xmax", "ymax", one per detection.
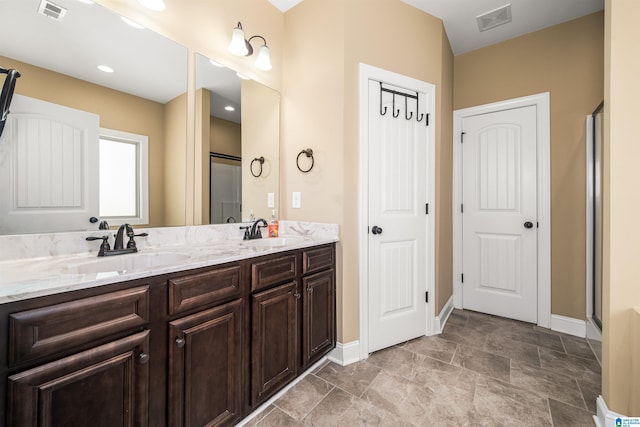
[
  {"xmin": 240, "ymin": 218, "xmax": 268, "ymax": 240},
  {"xmin": 86, "ymin": 223, "xmax": 148, "ymax": 256}
]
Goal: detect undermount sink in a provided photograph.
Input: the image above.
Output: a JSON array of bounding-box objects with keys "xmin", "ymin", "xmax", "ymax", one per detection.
[
  {"xmin": 241, "ymin": 237, "xmax": 304, "ymax": 247},
  {"xmin": 65, "ymin": 252, "xmax": 190, "ymax": 275}
]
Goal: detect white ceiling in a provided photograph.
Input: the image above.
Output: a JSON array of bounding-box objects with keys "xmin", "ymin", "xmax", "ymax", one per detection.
[
  {"xmin": 0, "ymin": 0, "xmax": 187, "ymax": 103},
  {"xmin": 269, "ymin": 0, "xmax": 604, "ymax": 55}
]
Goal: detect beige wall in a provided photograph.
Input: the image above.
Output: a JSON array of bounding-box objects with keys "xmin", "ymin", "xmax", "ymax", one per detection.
[
  {"xmin": 211, "ymin": 118, "xmax": 241, "ymax": 158},
  {"xmin": 2, "ymin": 55, "xmax": 170, "ymax": 228},
  {"xmin": 603, "ymin": 0, "xmax": 640, "ymax": 416},
  {"xmin": 195, "ymin": 88, "xmax": 210, "ymax": 224},
  {"xmin": 241, "ymin": 79, "xmax": 280, "ymax": 221},
  {"xmin": 283, "ymin": 0, "xmax": 453, "ymax": 342},
  {"xmin": 163, "ymin": 92, "xmax": 188, "ymax": 226},
  {"xmin": 454, "ymin": 12, "xmax": 604, "ymax": 319}
]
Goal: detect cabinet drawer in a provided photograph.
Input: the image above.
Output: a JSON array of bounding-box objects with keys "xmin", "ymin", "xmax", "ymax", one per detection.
[
  {"xmin": 303, "ymin": 245, "xmax": 334, "ymax": 275},
  {"xmin": 168, "ymin": 265, "xmax": 241, "ymax": 315},
  {"xmin": 9, "ymin": 286, "xmax": 149, "ymax": 366},
  {"xmin": 251, "ymin": 255, "xmax": 297, "ymax": 292}
]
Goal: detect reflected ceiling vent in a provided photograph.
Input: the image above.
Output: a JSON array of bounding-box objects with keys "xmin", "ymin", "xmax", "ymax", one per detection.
[
  {"xmin": 476, "ymin": 3, "xmax": 512, "ymax": 32},
  {"xmin": 38, "ymin": 0, "xmax": 67, "ymax": 21}
]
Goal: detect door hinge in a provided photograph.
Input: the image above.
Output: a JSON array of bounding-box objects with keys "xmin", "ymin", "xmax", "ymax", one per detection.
[
  {"xmin": 426, "ymin": 203, "xmax": 429, "ymax": 215},
  {"xmin": 426, "ymin": 113, "xmax": 430, "ymax": 126},
  {"xmin": 367, "ymin": 226, "xmax": 370, "ymax": 234},
  {"xmin": 537, "ymin": 222, "xmax": 539, "ymax": 228},
  {"xmin": 425, "ymin": 291, "xmax": 429, "ymax": 303},
  {"xmin": 461, "ymin": 204, "xmax": 464, "ymax": 213},
  {"xmin": 461, "ymin": 132, "xmax": 466, "ymax": 143},
  {"xmin": 461, "ymin": 273, "xmax": 464, "ymax": 283}
]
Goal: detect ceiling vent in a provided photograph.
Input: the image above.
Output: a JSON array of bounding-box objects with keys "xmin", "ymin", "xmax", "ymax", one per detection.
[
  {"xmin": 476, "ymin": 3, "xmax": 512, "ymax": 32},
  {"xmin": 38, "ymin": 0, "xmax": 67, "ymax": 21}
]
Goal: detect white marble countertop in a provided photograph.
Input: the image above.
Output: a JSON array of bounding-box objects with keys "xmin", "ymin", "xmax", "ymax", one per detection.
[{"xmin": 0, "ymin": 221, "xmax": 339, "ymax": 304}]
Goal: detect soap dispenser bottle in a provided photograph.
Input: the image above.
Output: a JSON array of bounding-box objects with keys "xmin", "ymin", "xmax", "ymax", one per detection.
[{"xmin": 268, "ymin": 210, "xmax": 279, "ymax": 238}]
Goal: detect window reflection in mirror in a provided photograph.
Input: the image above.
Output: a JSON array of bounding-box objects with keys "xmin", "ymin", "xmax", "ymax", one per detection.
[
  {"xmin": 195, "ymin": 53, "xmax": 280, "ymax": 225},
  {"xmin": 0, "ymin": 0, "xmax": 187, "ymax": 235}
]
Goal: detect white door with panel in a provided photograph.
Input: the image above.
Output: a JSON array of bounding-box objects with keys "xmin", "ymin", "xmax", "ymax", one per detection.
[
  {"xmin": 0, "ymin": 95, "xmax": 99, "ymax": 234},
  {"xmin": 461, "ymin": 106, "xmax": 538, "ymax": 322},
  {"xmin": 367, "ymin": 77, "xmax": 433, "ymax": 353}
]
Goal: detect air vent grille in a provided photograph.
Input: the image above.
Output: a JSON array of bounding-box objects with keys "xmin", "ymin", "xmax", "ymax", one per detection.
[
  {"xmin": 38, "ymin": 0, "xmax": 67, "ymax": 21},
  {"xmin": 476, "ymin": 3, "xmax": 512, "ymax": 32}
]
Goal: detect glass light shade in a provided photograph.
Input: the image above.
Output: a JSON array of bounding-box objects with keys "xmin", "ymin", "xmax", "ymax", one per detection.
[
  {"xmin": 254, "ymin": 45, "xmax": 272, "ymax": 71},
  {"xmin": 137, "ymin": 0, "xmax": 165, "ymax": 11},
  {"xmin": 228, "ymin": 27, "xmax": 248, "ymax": 56}
]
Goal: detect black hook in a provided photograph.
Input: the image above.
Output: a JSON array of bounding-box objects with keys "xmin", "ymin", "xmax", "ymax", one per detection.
[
  {"xmin": 415, "ymin": 91, "xmax": 425, "ymax": 124},
  {"xmin": 405, "ymin": 95, "xmax": 413, "ymax": 120},
  {"xmin": 379, "ymin": 82, "xmax": 387, "ymax": 116},
  {"xmin": 296, "ymin": 148, "xmax": 314, "ymax": 173},
  {"xmin": 250, "ymin": 156, "xmax": 264, "ymax": 177},
  {"xmin": 392, "ymin": 92, "xmax": 400, "ymax": 118}
]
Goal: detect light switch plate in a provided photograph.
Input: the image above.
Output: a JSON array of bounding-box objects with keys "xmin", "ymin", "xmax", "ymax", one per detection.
[
  {"xmin": 267, "ymin": 192, "xmax": 275, "ymax": 208},
  {"xmin": 292, "ymin": 192, "xmax": 301, "ymax": 209}
]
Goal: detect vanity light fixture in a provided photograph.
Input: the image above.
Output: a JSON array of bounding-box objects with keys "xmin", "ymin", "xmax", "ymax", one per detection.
[
  {"xmin": 137, "ymin": 0, "xmax": 165, "ymax": 12},
  {"xmin": 97, "ymin": 65, "xmax": 114, "ymax": 73},
  {"xmin": 227, "ymin": 22, "xmax": 272, "ymax": 71},
  {"xmin": 121, "ymin": 16, "xmax": 145, "ymax": 29}
]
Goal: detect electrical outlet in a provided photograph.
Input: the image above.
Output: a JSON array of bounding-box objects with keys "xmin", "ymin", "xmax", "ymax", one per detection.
[
  {"xmin": 292, "ymin": 192, "xmax": 301, "ymax": 209},
  {"xmin": 267, "ymin": 192, "xmax": 274, "ymax": 208}
]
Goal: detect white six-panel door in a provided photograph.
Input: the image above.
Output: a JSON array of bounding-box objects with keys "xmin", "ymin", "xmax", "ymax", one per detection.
[
  {"xmin": 461, "ymin": 106, "xmax": 538, "ymax": 322},
  {"xmin": 367, "ymin": 78, "xmax": 432, "ymax": 353}
]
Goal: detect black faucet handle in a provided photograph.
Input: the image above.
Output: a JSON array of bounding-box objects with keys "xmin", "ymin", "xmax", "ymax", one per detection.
[
  {"xmin": 126, "ymin": 232, "xmax": 148, "ymax": 249},
  {"xmin": 86, "ymin": 235, "xmax": 111, "ymax": 256},
  {"xmin": 240, "ymin": 225, "xmax": 251, "ymax": 240}
]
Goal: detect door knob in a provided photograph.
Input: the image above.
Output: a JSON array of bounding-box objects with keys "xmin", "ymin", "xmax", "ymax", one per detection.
[
  {"xmin": 524, "ymin": 221, "xmax": 534, "ymax": 229},
  {"xmin": 371, "ymin": 226, "xmax": 383, "ymax": 235}
]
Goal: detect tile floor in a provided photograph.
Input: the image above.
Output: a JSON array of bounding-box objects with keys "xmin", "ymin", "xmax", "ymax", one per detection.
[{"xmin": 245, "ymin": 309, "xmax": 601, "ymax": 426}]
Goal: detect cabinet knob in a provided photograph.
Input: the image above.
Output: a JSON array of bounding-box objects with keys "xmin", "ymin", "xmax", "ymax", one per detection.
[
  {"xmin": 139, "ymin": 353, "xmax": 150, "ymax": 364},
  {"xmin": 175, "ymin": 338, "xmax": 186, "ymax": 348},
  {"xmin": 293, "ymin": 292, "xmax": 301, "ymax": 299},
  {"xmin": 307, "ymin": 287, "xmax": 313, "ymax": 293}
]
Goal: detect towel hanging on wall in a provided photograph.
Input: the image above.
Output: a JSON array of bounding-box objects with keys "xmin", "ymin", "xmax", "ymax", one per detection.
[{"xmin": 0, "ymin": 67, "xmax": 22, "ymax": 139}]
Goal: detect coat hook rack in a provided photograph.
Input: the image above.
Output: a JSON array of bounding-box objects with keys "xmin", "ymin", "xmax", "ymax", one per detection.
[
  {"xmin": 250, "ymin": 156, "xmax": 264, "ymax": 177},
  {"xmin": 296, "ymin": 148, "xmax": 314, "ymax": 173},
  {"xmin": 378, "ymin": 82, "xmax": 428, "ymax": 126}
]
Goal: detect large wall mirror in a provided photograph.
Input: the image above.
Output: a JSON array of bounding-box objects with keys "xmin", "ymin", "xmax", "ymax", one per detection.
[
  {"xmin": 0, "ymin": 0, "xmax": 188, "ymax": 235},
  {"xmin": 195, "ymin": 53, "xmax": 280, "ymax": 224}
]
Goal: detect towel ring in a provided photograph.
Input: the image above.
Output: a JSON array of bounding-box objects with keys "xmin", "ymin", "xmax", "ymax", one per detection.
[
  {"xmin": 250, "ymin": 156, "xmax": 264, "ymax": 177},
  {"xmin": 296, "ymin": 149, "xmax": 314, "ymax": 173}
]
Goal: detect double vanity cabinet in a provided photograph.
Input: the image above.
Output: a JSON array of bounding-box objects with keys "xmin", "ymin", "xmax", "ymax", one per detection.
[{"xmin": 0, "ymin": 243, "xmax": 336, "ymax": 426}]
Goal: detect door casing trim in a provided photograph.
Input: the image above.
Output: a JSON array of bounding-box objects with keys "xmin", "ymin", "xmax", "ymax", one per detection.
[
  {"xmin": 358, "ymin": 63, "xmax": 437, "ymax": 361},
  {"xmin": 452, "ymin": 93, "xmax": 551, "ymax": 328}
]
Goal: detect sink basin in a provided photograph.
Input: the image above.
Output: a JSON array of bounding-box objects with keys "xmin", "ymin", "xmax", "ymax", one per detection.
[
  {"xmin": 241, "ymin": 237, "xmax": 304, "ymax": 248},
  {"xmin": 65, "ymin": 252, "xmax": 190, "ymax": 275}
]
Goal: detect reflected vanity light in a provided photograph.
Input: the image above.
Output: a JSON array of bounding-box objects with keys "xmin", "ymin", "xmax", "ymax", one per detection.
[
  {"xmin": 137, "ymin": 0, "xmax": 165, "ymax": 12},
  {"xmin": 97, "ymin": 65, "xmax": 114, "ymax": 73},
  {"xmin": 121, "ymin": 16, "xmax": 145, "ymax": 29},
  {"xmin": 224, "ymin": 106, "xmax": 235, "ymax": 112},
  {"xmin": 236, "ymin": 72, "xmax": 250, "ymax": 80},
  {"xmin": 209, "ymin": 59, "xmax": 224, "ymax": 68},
  {"xmin": 227, "ymin": 22, "xmax": 272, "ymax": 71}
]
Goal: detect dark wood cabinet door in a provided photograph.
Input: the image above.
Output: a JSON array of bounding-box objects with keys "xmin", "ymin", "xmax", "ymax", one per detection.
[
  {"xmin": 168, "ymin": 299, "xmax": 243, "ymax": 427},
  {"xmin": 7, "ymin": 330, "xmax": 150, "ymax": 427},
  {"xmin": 251, "ymin": 282, "xmax": 297, "ymax": 405},
  {"xmin": 302, "ymin": 269, "xmax": 336, "ymax": 368}
]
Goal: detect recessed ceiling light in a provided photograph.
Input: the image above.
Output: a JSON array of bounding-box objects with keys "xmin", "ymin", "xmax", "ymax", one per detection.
[
  {"xmin": 97, "ymin": 65, "xmax": 114, "ymax": 73},
  {"xmin": 236, "ymin": 72, "xmax": 250, "ymax": 80},
  {"xmin": 224, "ymin": 106, "xmax": 235, "ymax": 112},
  {"xmin": 209, "ymin": 59, "xmax": 224, "ymax": 68},
  {"xmin": 76, "ymin": 0, "xmax": 94, "ymax": 4},
  {"xmin": 121, "ymin": 16, "xmax": 144, "ymax": 29},
  {"xmin": 137, "ymin": 0, "xmax": 165, "ymax": 11}
]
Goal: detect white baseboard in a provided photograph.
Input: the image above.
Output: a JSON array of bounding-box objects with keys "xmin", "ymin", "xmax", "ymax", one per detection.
[
  {"xmin": 550, "ymin": 314, "xmax": 587, "ymax": 338},
  {"xmin": 434, "ymin": 295, "xmax": 454, "ymax": 333},
  {"xmin": 594, "ymin": 395, "xmax": 626, "ymax": 427},
  {"xmin": 586, "ymin": 317, "xmax": 602, "ymax": 341},
  {"xmin": 327, "ymin": 341, "xmax": 360, "ymax": 366}
]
